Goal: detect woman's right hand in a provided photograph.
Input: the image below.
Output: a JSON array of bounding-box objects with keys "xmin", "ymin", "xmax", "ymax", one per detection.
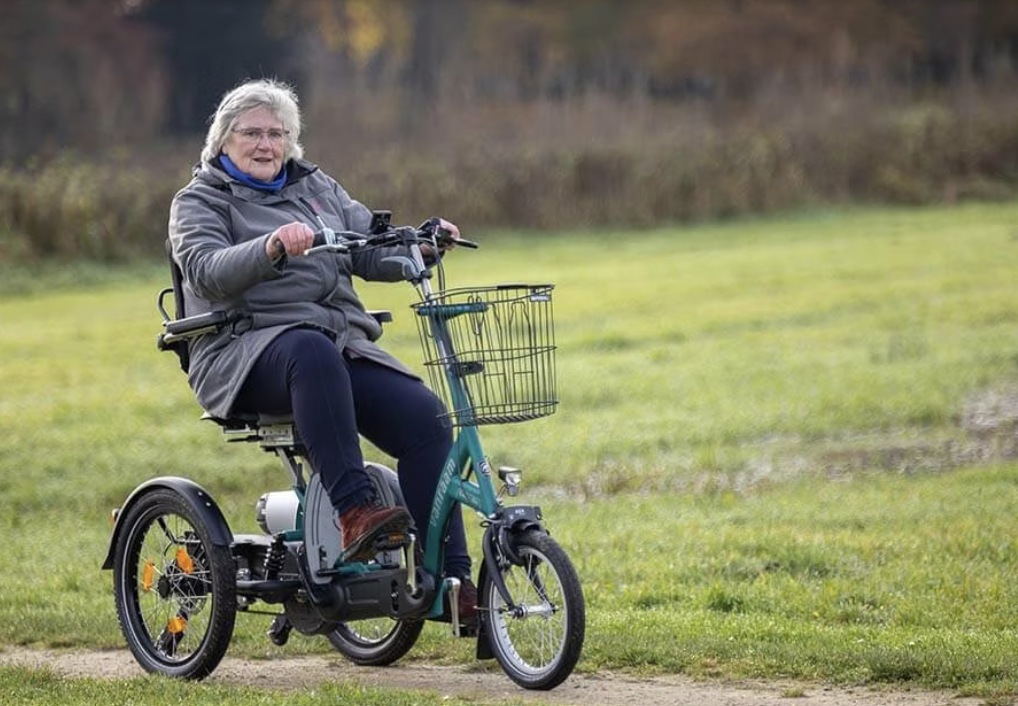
[{"xmin": 266, "ymin": 222, "xmax": 315, "ymax": 259}]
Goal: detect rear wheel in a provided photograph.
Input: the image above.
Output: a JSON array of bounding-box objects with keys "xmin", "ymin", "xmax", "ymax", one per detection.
[
  {"xmin": 112, "ymin": 489, "xmax": 236, "ymax": 679},
  {"xmin": 481, "ymin": 530, "xmax": 585, "ymax": 690},
  {"xmin": 327, "ymin": 618, "xmax": 424, "ymax": 666}
]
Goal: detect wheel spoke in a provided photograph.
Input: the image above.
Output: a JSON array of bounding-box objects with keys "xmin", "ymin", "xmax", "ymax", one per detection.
[
  {"xmin": 156, "ymin": 516, "xmax": 181, "ymax": 545},
  {"xmin": 496, "ymin": 548, "xmax": 564, "ymax": 667},
  {"xmin": 130, "ymin": 513, "xmax": 218, "ymax": 662},
  {"xmin": 113, "ymin": 490, "xmax": 236, "ymax": 678},
  {"xmin": 483, "ymin": 531, "xmax": 584, "ymax": 689}
]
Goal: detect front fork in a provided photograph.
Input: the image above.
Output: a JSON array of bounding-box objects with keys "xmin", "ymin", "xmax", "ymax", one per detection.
[
  {"xmin": 481, "ymin": 505, "xmax": 545, "ymax": 611},
  {"xmin": 437, "ymin": 505, "xmax": 546, "ymax": 640}
]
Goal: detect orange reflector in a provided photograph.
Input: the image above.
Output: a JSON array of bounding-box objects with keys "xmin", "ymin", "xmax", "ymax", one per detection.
[
  {"xmin": 175, "ymin": 547, "xmax": 194, "ymax": 574},
  {"xmin": 141, "ymin": 561, "xmax": 154, "ymax": 592},
  {"xmin": 167, "ymin": 616, "xmax": 187, "ymax": 634}
]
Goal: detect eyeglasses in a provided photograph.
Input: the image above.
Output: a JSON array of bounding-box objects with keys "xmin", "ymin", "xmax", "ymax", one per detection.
[{"xmin": 231, "ymin": 127, "xmax": 289, "ymax": 144}]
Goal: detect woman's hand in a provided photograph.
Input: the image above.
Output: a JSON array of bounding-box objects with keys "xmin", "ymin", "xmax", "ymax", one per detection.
[
  {"xmin": 266, "ymin": 222, "xmax": 315, "ymax": 259},
  {"xmin": 436, "ymin": 218, "xmax": 460, "ymax": 248},
  {"xmin": 420, "ymin": 218, "xmax": 461, "ymax": 259}
]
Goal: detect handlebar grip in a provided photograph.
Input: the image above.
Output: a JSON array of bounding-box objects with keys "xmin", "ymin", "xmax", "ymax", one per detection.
[
  {"xmin": 310, "ymin": 230, "xmax": 338, "ymax": 247},
  {"xmin": 307, "ymin": 229, "xmax": 368, "ymax": 254}
]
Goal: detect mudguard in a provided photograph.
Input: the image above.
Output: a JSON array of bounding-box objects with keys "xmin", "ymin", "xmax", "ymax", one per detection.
[
  {"xmin": 476, "ymin": 557, "xmax": 495, "ymax": 660},
  {"xmin": 364, "ymin": 462, "xmax": 408, "ymax": 568},
  {"xmin": 364, "ymin": 461, "xmax": 405, "ymax": 508},
  {"xmin": 303, "ymin": 472, "xmax": 341, "ymax": 582},
  {"xmin": 100, "ymin": 476, "xmax": 233, "ymax": 570}
]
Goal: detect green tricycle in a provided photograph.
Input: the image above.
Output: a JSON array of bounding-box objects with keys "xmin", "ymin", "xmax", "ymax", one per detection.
[{"xmin": 101, "ymin": 218, "xmax": 585, "ymax": 690}]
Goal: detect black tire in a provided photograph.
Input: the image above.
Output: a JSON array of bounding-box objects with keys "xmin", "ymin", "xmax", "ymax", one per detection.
[
  {"xmin": 112, "ymin": 489, "xmax": 236, "ymax": 679},
  {"xmin": 481, "ymin": 529, "xmax": 585, "ymax": 690},
  {"xmin": 327, "ymin": 618, "xmax": 424, "ymax": 666}
]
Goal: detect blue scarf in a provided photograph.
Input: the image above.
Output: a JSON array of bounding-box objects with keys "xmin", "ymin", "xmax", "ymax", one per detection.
[{"xmin": 219, "ymin": 154, "xmax": 287, "ymax": 193}]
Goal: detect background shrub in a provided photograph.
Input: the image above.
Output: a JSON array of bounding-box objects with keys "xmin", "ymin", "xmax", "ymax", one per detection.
[{"xmin": 3, "ymin": 90, "xmax": 1018, "ymax": 263}]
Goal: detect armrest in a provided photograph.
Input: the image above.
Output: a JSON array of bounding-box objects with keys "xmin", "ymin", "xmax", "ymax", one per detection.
[
  {"xmin": 159, "ymin": 311, "xmax": 232, "ymax": 348},
  {"xmin": 166, "ymin": 311, "xmax": 230, "ymax": 336}
]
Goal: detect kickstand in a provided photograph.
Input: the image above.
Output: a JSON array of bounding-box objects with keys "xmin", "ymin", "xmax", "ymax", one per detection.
[{"xmin": 267, "ymin": 613, "xmax": 292, "ymax": 646}]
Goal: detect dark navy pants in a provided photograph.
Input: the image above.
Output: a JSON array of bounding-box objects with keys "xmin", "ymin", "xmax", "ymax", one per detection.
[{"xmin": 235, "ymin": 327, "xmax": 470, "ymax": 578}]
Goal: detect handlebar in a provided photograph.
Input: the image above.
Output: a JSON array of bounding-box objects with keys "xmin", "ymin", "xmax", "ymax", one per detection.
[{"xmin": 305, "ymin": 225, "xmax": 478, "ymax": 256}]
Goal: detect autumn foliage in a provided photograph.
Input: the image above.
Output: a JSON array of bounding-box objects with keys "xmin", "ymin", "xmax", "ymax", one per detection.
[{"xmin": 2, "ymin": 0, "xmax": 1018, "ymax": 260}]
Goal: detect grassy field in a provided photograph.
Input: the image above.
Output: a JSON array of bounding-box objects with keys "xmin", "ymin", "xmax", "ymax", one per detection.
[{"xmin": 2, "ymin": 203, "xmax": 1018, "ymax": 702}]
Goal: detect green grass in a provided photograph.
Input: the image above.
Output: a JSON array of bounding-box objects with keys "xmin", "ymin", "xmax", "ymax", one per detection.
[
  {"xmin": 563, "ymin": 465, "xmax": 1018, "ymax": 687},
  {"xmin": 2, "ymin": 203, "xmax": 1018, "ymax": 699}
]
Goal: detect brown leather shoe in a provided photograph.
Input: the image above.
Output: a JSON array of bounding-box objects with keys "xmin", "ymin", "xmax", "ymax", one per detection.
[
  {"xmin": 458, "ymin": 578, "xmax": 478, "ymax": 624},
  {"xmin": 338, "ymin": 504, "xmax": 410, "ymax": 562}
]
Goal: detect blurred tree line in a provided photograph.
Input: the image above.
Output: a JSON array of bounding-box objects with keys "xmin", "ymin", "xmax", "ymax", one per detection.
[{"xmin": 2, "ymin": 0, "xmax": 1018, "ymax": 259}]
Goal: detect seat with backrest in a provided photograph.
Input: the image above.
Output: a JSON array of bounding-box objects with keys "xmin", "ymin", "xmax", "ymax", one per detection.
[{"xmin": 156, "ymin": 238, "xmax": 391, "ymax": 435}]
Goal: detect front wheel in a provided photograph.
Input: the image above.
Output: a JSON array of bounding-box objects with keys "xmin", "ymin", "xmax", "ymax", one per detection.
[
  {"xmin": 481, "ymin": 530, "xmax": 585, "ymax": 690},
  {"xmin": 327, "ymin": 618, "xmax": 424, "ymax": 665},
  {"xmin": 112, "ymin": 489, "xmax": 236, "ymax": 679}
]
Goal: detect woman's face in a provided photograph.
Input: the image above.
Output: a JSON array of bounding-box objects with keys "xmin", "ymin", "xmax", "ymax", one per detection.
[{"xmin": 222, "ymin": 106, "xmax": 286, "ymax": 181}]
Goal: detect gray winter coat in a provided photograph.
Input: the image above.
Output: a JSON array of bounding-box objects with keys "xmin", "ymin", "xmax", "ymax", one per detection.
[{"xmin": 168, "ymin": 158, "xmax": 417, "ymax": 419}]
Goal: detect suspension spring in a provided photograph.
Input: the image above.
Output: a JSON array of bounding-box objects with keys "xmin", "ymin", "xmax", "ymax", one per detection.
[{"xmin": 263, "ymin": 533, "xmax": 287, "ymax": 580}]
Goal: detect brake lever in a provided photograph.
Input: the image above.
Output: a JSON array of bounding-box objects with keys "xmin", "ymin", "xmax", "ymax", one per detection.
[{"xmin": 382, "ymin": 255, "xmax": 431, "ymax": 282}]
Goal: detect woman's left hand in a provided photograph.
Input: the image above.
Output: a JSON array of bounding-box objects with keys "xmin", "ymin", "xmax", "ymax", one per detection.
[
  {"xmin": 436, "ymin": 218, "xmax": 460, "ymax": 249},
  {"xmin": 419, "ymin": 218, "xmax": 461, "ymax": 259}
]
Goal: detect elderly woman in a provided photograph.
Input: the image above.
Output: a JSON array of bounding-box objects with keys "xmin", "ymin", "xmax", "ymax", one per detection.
[{"xmin": 168, "ymin": 79, "xmax": 474, "ymax": 616}]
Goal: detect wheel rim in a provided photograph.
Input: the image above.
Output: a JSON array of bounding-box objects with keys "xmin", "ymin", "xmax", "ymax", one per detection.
[
  {"xmin": 123, "ymin": 511, "xmax": 216, "ymax": 665},
  {"xmin": 338, "ymin": 618, "xmax": 400, "ymax": 646},
  {"xmin": 488, "ymin": 546, "xmax": 568, "ymax": 678}
]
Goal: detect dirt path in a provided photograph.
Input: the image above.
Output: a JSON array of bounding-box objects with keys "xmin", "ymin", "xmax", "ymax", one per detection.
[{"xmin": 0, "ymin": 648, "xmax": 983, "ymax": 706}]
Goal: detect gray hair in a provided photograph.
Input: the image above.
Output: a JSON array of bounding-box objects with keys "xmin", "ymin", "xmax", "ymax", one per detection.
[{"xmin": 201, "ymin": 78, "xmax": 304, "ymax": 164}]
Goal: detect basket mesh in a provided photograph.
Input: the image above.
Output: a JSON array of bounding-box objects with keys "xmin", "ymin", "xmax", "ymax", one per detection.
[{"xmin": 412, "ymin": 284, "xmax": 557, "ymax": 426}]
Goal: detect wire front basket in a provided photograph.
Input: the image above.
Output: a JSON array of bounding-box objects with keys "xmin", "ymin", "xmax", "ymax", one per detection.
[{"xmin": 412, "ymin": 284, "xmax": 557, "ymax": 426}]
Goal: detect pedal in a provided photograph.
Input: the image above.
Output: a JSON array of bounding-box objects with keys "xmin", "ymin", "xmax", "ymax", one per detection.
[
  {"xmin": 373, "ymin": 530, "xmax": 411, "ymax": 552},
  {"xmin": 448, "ymin": 577, "xmax": 462, "ymax": 637},
  {"xmin": 435, "ymin": 577, "xmax": 479, "ymax": 637}
]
